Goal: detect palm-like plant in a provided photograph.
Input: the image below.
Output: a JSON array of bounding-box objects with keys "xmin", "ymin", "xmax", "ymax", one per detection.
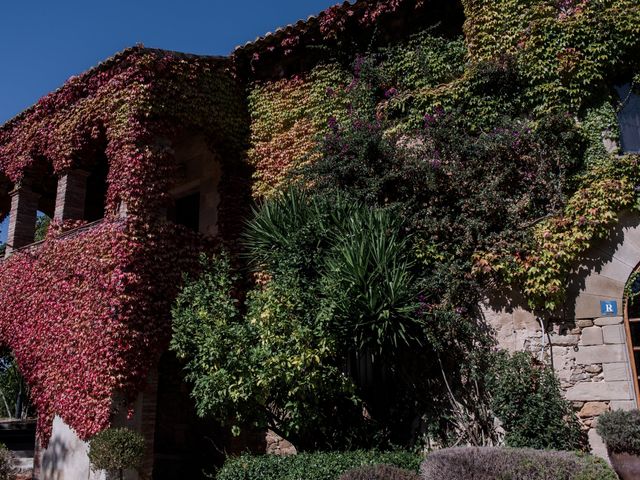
[
  {"xmin": 244, "ymin": 188, "xmax": 422, "ymax": 354},
  {"xmin": 321, "ymin": 207, "xmax": 421, "ymax": 352}
]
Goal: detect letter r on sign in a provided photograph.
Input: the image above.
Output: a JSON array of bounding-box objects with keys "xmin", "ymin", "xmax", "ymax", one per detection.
[{"xmin": 600, "ymin": 300, "xmax": 618, "ymax": 316}]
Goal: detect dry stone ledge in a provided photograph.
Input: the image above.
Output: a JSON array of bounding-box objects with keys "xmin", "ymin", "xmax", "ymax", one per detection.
[
  {"xmin": 581, "ymin": 326, "xmax": 604, "ymax": 346},
  {"xmin": 565, "ymin": 381, "xmax": 632, "ymax": 401},
  {"xmin": 595, "ymin": 316, "xmax": 623, "ymax": 326},
  {"xmin": 575, "ymin": 345, "xmax": 626, "ymax": 364},
  {"xmin": 579, "ymin": 402, "xmax": 609, "ymax": 418}
]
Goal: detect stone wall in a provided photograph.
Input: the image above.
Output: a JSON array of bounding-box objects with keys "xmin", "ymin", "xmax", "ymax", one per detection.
[
  {"xmin": 34, "ymin": 370, "xmax": 158, "ymax": 480},
  {"xmin": 483, "ymin": 213, "xmax": 640, "ymax": 459}
]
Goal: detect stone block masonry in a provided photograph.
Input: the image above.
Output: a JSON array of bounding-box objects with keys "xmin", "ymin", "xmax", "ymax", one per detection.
[{"xmin": 551, "ymin": 317, "xmax": 636, "ymax": 459}]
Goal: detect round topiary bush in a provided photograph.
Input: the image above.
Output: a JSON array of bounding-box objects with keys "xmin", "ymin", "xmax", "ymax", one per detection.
[
  {"xmin": 88, "ymin": 427, "xmax": 145, "ymax": 480},
  {"xmin": 596, "ymin": 409, "xmax": 640, "ymax": 455},
  {"xmin": 339, "ymin": 464, "xmax": 420, "ymax": 480}
]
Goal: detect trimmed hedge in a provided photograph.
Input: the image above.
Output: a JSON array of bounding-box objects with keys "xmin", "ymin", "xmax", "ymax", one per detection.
[
  {"xmin": 420, "ymin": 447, "xmax": 617, "ymax": 480},
  {"xmin": 339, "ymin": 464, "xmax": 420, "ymax": 480},
  {"xmin": 217, "ymin": 451, "xmax": 422, "ymax": 480},
  {"xmin": 596, "ymin": 408, "xmax": 640, "ymax": 455}
]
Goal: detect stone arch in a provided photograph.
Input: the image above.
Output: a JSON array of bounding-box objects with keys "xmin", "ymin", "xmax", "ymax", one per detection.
[
  {"xmin": 560, "ymin": 212, "xmax": 639, "ymax": 406},
  {"xmin": 570, "ymin": 212, "xmax": 640, "ymax": 321},
  {"xmin": 483, "ymin": 212, "xmax": 640, "ymax": 457}
]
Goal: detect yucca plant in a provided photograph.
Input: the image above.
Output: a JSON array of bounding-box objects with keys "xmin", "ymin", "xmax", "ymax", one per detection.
[
  {"xmin": 243, "ymin": 188, "xmax": 341, "ymax": 275},
  {"xmin": 320, "ymin": 207, "xmax": 421, "ymax": 353},
  {"xmin": 245, "ymin": 187, "xmax": 422, "ymax": 354}
]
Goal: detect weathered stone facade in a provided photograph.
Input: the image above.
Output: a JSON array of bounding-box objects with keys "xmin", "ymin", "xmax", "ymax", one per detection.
[{"xmin": 484, "ymin": 212, "xmax": 640, "ymax": 459}]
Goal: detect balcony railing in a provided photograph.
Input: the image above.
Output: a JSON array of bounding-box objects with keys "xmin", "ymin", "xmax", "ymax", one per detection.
[{"xmin": 1, "ymin": 218, "xmax": 105, "ymax": 262}]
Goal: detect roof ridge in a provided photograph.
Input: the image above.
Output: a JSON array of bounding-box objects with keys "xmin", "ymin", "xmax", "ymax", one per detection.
[
  {"xmin": 1, "ymin": 46, "xmax": 228, "ymax": 132},
  {"xmin": 232, "ymin": 0, "xmax": 364, "ymax": 53}
]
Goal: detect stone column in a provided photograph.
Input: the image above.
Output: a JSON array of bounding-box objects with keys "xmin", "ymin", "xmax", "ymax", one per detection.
[
  {"xmin": 54, "ymin": 170, "xmax": 89, "ymax": 222},
  {"xmin": 5, "ymin": 185, "xmax": 39, "ymax": 257}
]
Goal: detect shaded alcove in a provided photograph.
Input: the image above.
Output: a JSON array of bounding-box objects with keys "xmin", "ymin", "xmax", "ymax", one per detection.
[
  {"xmin": 83, "ymin": 152, "xmax": 109, "ymax": 223},
  {"xmin": 168, "ymin": 133, "xmax": 222, "ymax": 237},
  {"xmin": 152, "ymin": 352, "xmax": 227, "ymax": 479}
]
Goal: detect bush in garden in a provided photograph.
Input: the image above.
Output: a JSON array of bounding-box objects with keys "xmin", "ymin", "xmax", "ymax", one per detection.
[
  {"xmin": 419, "ymin": 447, "xmax": 617, "ymax": 480},
  {"xmin": 486, "ymin": 351, "xmax": 584, "ymax": 451},
  {"xmin": 339, "ymin": 464, "xmax": 420, "ymax": 480},
  {"xmin": 88, "ymin": 428, "xmax": 144, "ymax": 480},
  {"xmin": 596, "ymin": 409, "xmax": 640, "ymax": 455},
  {"xmin": 172, "ymin": 193, "xmax": 439, "ymax": 450},
  {"xmin": 0, "ymin": 444, "xmax": 15, "ymax": 480},
  {"xmin": 216, "ymin": 451, "xmax": 422, "ymax": 480}
]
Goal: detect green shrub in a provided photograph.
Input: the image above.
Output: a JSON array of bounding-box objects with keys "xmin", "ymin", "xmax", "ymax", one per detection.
[
  {"xmin": 596, "ymin": 409, "xmax": 640, "ymax": 455},
  {"xmin": 0, "ymin": 443, "xmax": 15, "ymax": 480},
  {"xmin": 216, "ymin": 451, "xmax": 422, "ymax": 480},
  {"xmin": 420, "ymin": 447, "xmax": 617, "ymax": 480},
  {"xmin": 88, "ymin": 428, "xmax": 144, "ymax": 480},
  {"xmin": 486, "ymin": 351, "xmax": 584, "ymax": 450},
  {"xmin": 339, "ymin": 464, "xmax": 420, "ymax": 480}
]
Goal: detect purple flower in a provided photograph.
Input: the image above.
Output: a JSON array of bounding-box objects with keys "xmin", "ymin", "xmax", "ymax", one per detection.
[
  {"xmin": 424, "ymin": 114, "xmax": 436, "ymax": 127},
  {"xmin": 384, "ymin": 87, "xmax": 398, "ymax": 99}
]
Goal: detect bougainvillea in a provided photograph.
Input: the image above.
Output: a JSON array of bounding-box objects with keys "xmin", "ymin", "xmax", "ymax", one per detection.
[
  {"xmin": 475, "ymin": 156, "xmax": 640, "ymax": 310},
  {"xmin": 0, "ymin": 46, "xmax": 247, "ymax": 443}
]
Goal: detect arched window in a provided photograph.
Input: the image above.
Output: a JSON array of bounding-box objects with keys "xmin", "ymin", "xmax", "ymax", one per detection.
[
  {"xmin": 625, "ymin": 272, "xmax": 640, "ymax": 404},
  {"xmin": 616, "ymin": 83, "xmax": 640, "ymax": 153}
]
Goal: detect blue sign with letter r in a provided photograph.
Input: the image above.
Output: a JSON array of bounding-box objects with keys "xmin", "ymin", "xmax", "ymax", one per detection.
[{"xmin": 600, "ymin": 300, "xmax": 618, "ymax": 316}]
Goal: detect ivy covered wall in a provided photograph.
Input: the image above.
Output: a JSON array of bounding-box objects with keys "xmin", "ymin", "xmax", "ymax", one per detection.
[
  {"xmin": 2, "ymin": 0, "xmax": 640, "ymax": 452},
  {"xmin": 240, "ymin": 0, "xmax": 640, "ymax": 312},
  {"xmin": 0, "ymin": 47, "xmax": 249, "ymax": 443}
]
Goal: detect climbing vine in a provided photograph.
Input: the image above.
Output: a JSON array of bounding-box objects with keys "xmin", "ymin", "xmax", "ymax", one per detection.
[
  {"xmin": 0, "ymin": 219, "xmax": 203, "ymax": 442},
  {"xmin": 247, "ymin": 64, "xmax": 350, "ymax": 197},
  {"xmin": 0, "ymin": 47, "xmax": 246, "ymax": 443},
  {"xmin": 245, "ymin": 0, "xmax": 640, "ymax": 311},
  {"xmin": 0, "ymin": 46, "xmax": 247, "ymax": 218},
  {"xmin": 2, "ymin": 0, "xmax": 640, "ymax": 449}
]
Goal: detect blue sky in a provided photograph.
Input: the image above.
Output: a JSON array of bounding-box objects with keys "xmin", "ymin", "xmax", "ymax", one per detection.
[{"xmin": 0, "ymin": 0, "xmax": 339, "ymax": 242}]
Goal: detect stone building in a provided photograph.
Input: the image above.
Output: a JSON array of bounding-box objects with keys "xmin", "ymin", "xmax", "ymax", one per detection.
[
  {"xmin": 483, "ymin": 215, "xmax": 640, "ymax": 457},
  {"xmin": 0, "ymin": 0, "xmax": 639, "ymax": 478}
]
